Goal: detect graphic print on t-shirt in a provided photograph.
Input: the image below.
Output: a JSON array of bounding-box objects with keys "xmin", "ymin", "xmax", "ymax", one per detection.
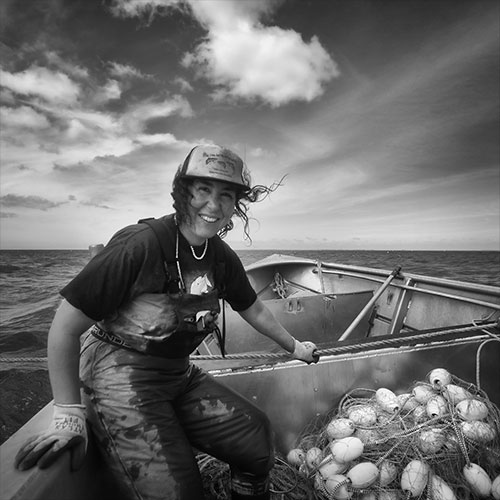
[{"xmin": 189, "ymin": 274, "xmax": 212, "ymax": 295}]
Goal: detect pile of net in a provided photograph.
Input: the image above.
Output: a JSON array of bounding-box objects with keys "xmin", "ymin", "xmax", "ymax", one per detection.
[{"xmin": 197, "ymin": 367, "xmax": 500, "ymax": 499}]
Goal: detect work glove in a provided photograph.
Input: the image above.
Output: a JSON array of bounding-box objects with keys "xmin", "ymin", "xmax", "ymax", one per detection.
[
  {"xmin": 195, "ymin": 310, "xmax": 219, "ymax": 331},
  {"xmin": 15, "ymin": 403, "xmax": 87, "ymax": 471},
  {"xmin": 292, "ymin": 339, "xmax": 320, "ymax": 364}
]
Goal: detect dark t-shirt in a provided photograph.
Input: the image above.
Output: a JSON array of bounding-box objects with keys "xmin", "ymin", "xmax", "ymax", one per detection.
[{"xmin": 61, "ymin": 215, "xmax": 257, "ymax": 322}]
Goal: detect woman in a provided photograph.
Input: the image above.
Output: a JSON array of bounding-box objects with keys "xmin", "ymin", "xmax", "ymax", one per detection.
[{"xmin": 15, "ymin": 145, "xmax": 318, "ymax": 500}]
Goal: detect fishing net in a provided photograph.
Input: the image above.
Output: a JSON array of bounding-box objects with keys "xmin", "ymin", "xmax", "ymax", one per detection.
[{"xmin": 198, "ymin": 368, "xmax": 500, "ymax": 499}]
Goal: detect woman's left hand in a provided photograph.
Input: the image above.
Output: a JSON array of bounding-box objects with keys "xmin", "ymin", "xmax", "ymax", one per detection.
[{"xmin": 292, "ymin": 340, "xmax": 320, "ymax": 364}]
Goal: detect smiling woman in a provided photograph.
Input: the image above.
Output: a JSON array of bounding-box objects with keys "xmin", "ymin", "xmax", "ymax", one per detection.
[
  {"xmin": 172, "ymin": 145, "xmax": 283, "ymax": 242},
  {"xmin": 13, "ymin": 144, "xmax": 320, "ymax": 500}
]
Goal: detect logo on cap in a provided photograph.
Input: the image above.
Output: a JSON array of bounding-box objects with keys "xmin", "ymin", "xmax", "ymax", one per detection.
[{"xmin": 204, "ymin": 152, "xmax": 236, "ymax": 179}]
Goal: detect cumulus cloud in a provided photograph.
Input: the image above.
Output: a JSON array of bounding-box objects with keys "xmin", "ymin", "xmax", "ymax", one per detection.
[
  {"xmin": 183, "ymin": 24, "xmax": 338, "ymax": 106},
  {"xmin": 0, "ymin": 66, "xmax": 81, "ymax": 104},
  {"xmin": 0, "ymin": 194, "xmax": 66, "ymax": 211},
  {"xmin": 109, "ymin": 0, "xmax": 339, "ymax": 107}
]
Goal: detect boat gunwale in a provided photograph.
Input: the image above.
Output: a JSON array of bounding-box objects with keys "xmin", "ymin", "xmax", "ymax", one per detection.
[{"xmin": 245, "ymin": 253, "xmax": 500, "ymax": 297}]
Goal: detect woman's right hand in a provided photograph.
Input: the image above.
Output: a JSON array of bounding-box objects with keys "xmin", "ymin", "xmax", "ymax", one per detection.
[{"xmin": 15, "ymin": 403, "xmax": 87, "ymax": 471}]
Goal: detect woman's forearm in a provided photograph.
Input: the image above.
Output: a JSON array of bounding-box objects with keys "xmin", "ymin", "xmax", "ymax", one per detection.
[
  {"xmin": 47, "ymin": 300, "xmax": 95, "ymax": 404},
  {"xmin": 238, "ymin": 298, "xmax": 295, "ymax": 353}
]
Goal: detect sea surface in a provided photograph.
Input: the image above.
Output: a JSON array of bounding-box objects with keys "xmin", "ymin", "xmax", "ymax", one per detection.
[{"xmin": 1, "ymin": 249, "xmax": 499, "ymax": 357}]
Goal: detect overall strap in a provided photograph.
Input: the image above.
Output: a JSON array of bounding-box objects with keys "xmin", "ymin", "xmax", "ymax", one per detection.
[
  {"xmin": 138, "ymin": 217, "xmax": 181, "ymax": 294},
  {"xmin": 208, "ymin": 235, "xmax": 227, "ymax": 356},
  {"xmin": 210, "ymin": 235, "xmax": 227, "ymax": 299}
]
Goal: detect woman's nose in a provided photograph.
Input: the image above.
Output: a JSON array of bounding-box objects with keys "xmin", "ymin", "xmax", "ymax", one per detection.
[{"xmin": 205, "ymin": 193, "xmax": 221, "ymax": 210}]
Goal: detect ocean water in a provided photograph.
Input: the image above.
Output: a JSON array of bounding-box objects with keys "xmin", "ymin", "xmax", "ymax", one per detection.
[{"xmin": 1, "ymin": 249, "xmax": 499, "ymax": 356}]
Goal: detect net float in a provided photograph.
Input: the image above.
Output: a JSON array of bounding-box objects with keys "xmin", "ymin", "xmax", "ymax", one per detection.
[
  {"xmin": 397, "ymin": 393, "xmax": 420, "ymax": 412},
  {"xmin": 286, "ymin": 448, "xmax": 305, "ymax": 467},
  {"xmin": 326, "ymin": 418, "xmax": 356, "ymax": 440},
  {"xmin": 400, "ymin": 460, "xmax": 430, "ymax": 497},
  {"xmin": 324, "ymin": 474, "xmax": 352, "ymax": 499},
  {"xmin": 412, "ymin": 384, "xmax": 435, "ymax": 403},
  {"xmin": 329, "ymin": 437, "xmax": 364, "ymax": 463},
  {"xmin": 463, "ymin": 463, "xmax": 492, "ymax": 497},
  {"xmin": 426, "ymin": 395, "xmax": 448, "ymax": 418},
  {"xmin": 429, "ymin": 474, "xmax": 457, "ymax": 500},
  {"xmin": 418, "ymin": 428, "xmax": 445, "ymax": 453},
  {"xmin": 347, "ymin": 405, "xmax": 377, "ymax": 426},
  {"xmin": 428, "ymin": 368, "xmax": 452, "ymax": 388},
  {"xmin": 306, "ymin": 447, "xmax": 323, "ymax": 469},
  {"xmin": 461, "ymin": 421, "xmax": 496, "ymax": 442},
  {"xmin": 443, "ymin": 384, "xmax": 472, "ymax": 404},
  {"xmin": 379, "ymin": 460, "xmax": 398, "ymax": 486},
  {"xmin": 346, "ymin": 462, "xmax": 379, "ymax": 489},
  {"xmin": 492, "ymin": 474, "xmax": 500, "ymax": 499},
  {"xmin": 375, "ymin": 388, "xmax": 400, "ymax": 413},
  {"xmin": 456, "ymin": 399, "xmax": 489, "ymax": 420},
  {"xmin": 314, "ymin": 472, "xmax": 324, "ymax": 491},
  {"xmin": 412, "ymin": 405, "xmax": 428, "ymax": 423},
  {"xmin": 318, "ymin": 458, "xmax": 348, "ymax": 479}
]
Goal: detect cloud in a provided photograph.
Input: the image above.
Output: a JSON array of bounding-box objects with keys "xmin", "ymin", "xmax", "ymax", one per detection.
[
  {"xmin": 0, "ymin": 194, "xmax": 66, "ymax": 211},
  {"xmin": 108, "ymin": 61, "xmax": 152, "ymax": 80},
  {"xmin": 80, "ymin": 200, "xmax": 112, "ymax": 210},
  {"xmin": 0, "ymin": 66, "xmax": 81, "ymax": 104},
  {"xmin": 183, "ymin": 24, "xmax": 338, "ymax": 107},
  {"xmin": 173, "ymin": 76, "xmax": 193, "ymax": 92},
  {"xmin": 94, "ymin": 79, "xmax": 122, "ymax": 102},
  {"xmin": 45, "ymin": 51, "xmax": 89, "ymax": 80},
  {"xmin": 125, "ymin": 95, "xmax": 194, "ymax": 126},
  {"xmin": 109, "ymin": 0, "xmax": 339, "ymax": 107},
  {"xmin": 0, "ymin": 105, "xmax": 50, "ymax": 129},
  {"xmin": 108, "ymin": 0, "xmax": 186, "ymax": 20}
]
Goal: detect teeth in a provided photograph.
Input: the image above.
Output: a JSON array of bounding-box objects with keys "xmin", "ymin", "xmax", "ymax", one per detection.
[{"xmin": 200, "ymin": 215, "xmax": 218, "ymax": 223}]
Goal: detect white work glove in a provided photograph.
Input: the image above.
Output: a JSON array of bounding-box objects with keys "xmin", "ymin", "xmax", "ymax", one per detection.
[
  {"xmin": 15, "ymin": 403, "xmax": 87, "ymax": 471},
  {"xmin": 291, "ymin": 339, "xmax": 320, "ymax": 364}
]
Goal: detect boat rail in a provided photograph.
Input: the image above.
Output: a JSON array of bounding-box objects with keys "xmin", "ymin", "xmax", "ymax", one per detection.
[{"xmin": 314, "ymin": 268, "xmax": 500, "ymax": 310}]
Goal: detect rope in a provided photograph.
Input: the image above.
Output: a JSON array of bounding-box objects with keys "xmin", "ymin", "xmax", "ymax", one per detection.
[
  {"xmin": 193, "ymin": 321, "xmax": 498, "ymax": 361},
  {"xmin": 0, "ymin": 357, "xmax": 48, "ymax": 363},
  {"xmin": 1, "ymin": 321, "xmax": 496, "ymax": 366}
]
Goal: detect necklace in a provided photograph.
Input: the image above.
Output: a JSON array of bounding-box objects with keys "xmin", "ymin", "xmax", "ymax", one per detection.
[{"xmin": 190, "ymin": 239, "xmax": 208, "ymax": 260}]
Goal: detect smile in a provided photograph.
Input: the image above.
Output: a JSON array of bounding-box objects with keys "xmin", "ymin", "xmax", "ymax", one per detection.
[{"xmin": 199, "ymin": 214, "xmax": 219, "ymax": 223}]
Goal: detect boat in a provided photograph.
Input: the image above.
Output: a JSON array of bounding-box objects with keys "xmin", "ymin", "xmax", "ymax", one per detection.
[{"xmin": 1, "ymin": 254, "xmax": 499, "ymax": 499}]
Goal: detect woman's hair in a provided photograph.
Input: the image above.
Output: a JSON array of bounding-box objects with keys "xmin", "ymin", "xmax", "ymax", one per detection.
[{"xmin": 171, "ymin": 169, "xmax": 284, "ymax": 241}]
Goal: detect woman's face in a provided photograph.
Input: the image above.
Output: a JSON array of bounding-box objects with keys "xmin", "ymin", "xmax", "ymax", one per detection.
[{"xmin": 180, "ymin": 179, "xmax": 237, "ymax": 245}]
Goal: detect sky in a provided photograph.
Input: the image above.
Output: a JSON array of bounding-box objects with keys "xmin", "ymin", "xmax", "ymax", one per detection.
[{"xmin": 0, "ymin": 0, "xmax": 499, "ymax": 251}]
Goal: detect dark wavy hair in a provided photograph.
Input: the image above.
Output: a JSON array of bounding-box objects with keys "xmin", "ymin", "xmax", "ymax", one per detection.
[{"xmin": 171, "ymin": 169, "xmax": 284, "ymax": 241}]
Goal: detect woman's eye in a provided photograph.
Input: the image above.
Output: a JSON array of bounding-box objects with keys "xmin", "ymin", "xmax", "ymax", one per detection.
[{"xmin": 222, "ymin": 192, "xmax": 235, "ymax": 201}]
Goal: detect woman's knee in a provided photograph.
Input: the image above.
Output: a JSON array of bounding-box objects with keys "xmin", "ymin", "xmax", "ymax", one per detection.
[{"xmin": 242, "ymin": 407, "xmax": 275, "ymax": 475}]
